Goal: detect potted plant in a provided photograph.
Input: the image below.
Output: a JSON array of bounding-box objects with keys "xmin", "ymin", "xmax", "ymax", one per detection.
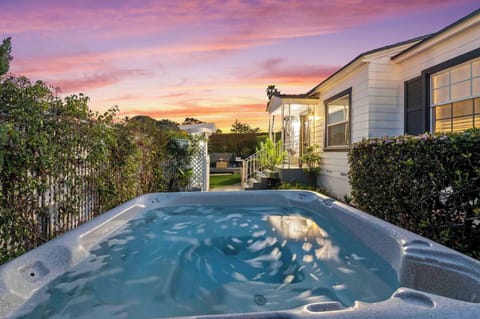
[
  {"xmin": 256, "ymin": 137, "xmax": 286, "ymax": 178},
  {"xmin": 176, "ymin": 167, "xmax": 193, "ymax": 191},
  {"xmin": 300, "ymin": 144, "xmax": 321, "ymax": 185}
]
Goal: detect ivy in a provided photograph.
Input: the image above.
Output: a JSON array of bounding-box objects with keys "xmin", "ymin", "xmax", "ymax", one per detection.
[
  {"xmin": 348, "ymin": 130, "xmax": 480, "ymax": 259},
  {"xmin": 0, "ymin": 76, "xmax": 194, "ymax": 264}
]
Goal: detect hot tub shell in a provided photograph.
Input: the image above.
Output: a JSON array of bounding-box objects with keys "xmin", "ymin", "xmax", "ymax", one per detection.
[{"xmin": 0, "ymin": 190, "xmax": 479, "ymax": 318}]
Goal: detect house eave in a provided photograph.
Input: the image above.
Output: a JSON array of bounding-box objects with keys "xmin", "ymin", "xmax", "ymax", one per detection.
[
  {"xmin": 306, "ymin": 58, "xmax": 365, "ymax": 96},
  {"xmin": 306, "ymin": 34, "xmax": 429, "ymax": 96},
  {"xmin": 267, "ymin": 96, "xmax": 318, "ymax": 115}
]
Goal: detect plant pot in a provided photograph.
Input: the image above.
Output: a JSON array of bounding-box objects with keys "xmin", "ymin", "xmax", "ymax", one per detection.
[{"xmin": 264, "ymin": 169, "xmax": 279, "ymax": 179}]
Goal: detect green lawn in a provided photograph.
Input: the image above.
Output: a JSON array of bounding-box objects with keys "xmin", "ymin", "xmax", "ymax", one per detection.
[{"xmin": 209, "ymin": 173, "xmax": 241, "ymax": 189}]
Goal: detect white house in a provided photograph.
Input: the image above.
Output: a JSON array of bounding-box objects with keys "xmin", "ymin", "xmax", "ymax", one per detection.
[{"xmin": 267, "ymin": 9, "xmax": 480, "ymax": 198}]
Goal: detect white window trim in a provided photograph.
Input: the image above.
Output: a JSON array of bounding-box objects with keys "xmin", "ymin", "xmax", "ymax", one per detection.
[{"xmin": 324, "ymin": 89, "xmax": 351, "ymax": 149}]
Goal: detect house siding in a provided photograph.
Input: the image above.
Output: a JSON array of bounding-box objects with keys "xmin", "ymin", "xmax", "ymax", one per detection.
[
  {"xmin": 367, "ymin": 56, "xmax": 403, "ymax": 137},
  {"xmin": 312, "ymin": 65, "xmax": 368, "ymax": 198},
  {"xmin": 310, "ymin": 45, "xmax": 415, "ymax": 198}
]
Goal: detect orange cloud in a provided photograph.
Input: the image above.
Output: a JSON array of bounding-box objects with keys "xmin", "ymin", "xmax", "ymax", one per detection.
[{"xmin": 117, "ymin": 103, "xmax": 266, "ymax": 119}]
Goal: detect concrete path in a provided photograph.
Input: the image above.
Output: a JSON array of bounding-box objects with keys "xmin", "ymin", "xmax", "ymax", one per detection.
[{"xmin": 209, "ymin": 183, "xmax": 242, "ymax": 192}]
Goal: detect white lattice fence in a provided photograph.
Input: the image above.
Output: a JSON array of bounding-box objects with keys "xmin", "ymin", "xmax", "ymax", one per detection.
[{"xmin": 190, "ymin": 139, "xmax": 209, "ymax": 191}]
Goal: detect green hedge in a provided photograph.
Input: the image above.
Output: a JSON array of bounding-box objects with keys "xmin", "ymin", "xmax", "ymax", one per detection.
[
  {"xmin": 208, "ymin": 132, "xmax": 268, "ymax": 158},
  {"xmin": 348, "ymin": 130, "xmax": 480, "ymax": 259},
  {"xmin": 0, "ymin": 76, "xmax": 191, "ymax": 264}
]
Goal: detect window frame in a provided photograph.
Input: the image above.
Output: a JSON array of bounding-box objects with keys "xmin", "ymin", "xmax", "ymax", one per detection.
[
  {"xmin": 429, "ymin": 56, "xmax": 480, "ymax": 133},
  {"xmin": 420, "ymin": 47, "xmax": 480, "ymax": 134},
  {"xmin": 324, "ymin": 88, "xmax": 352, "ymax": 151}
]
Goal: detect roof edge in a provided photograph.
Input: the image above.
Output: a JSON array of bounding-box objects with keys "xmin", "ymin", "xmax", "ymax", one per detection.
[{"xmin": 306, "ymin": 34, "xmax": 429, "ymax": 96}]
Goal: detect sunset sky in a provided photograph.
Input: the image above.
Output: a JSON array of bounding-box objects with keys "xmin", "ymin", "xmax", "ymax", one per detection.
[{"xmin": 1, "ymin": 1, "xmax": 479, "ymax": 131}]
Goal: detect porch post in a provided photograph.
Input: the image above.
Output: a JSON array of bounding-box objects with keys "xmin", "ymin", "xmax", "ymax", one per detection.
[
  {"xmin": 288, "ymin": 103, "xmax": 291, "ymax": 169},
  {"xmin": 281, "ymin": 103, "xmax": 284, "ymax": 169}
]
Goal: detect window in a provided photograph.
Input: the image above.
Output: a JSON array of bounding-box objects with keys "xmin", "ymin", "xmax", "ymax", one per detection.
[
  {"xmin": 325, "ymin": 89, "xmax": 351, "ymax": 148},
  {"xmin": 431, "ymin": 57, "xmax": 480, "ymax": 132}
]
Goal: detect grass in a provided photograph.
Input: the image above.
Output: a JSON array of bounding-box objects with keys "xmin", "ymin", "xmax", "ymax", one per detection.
[{"xmin": 209, "ymin": 173, "xmax": 241, "ymax": 189}]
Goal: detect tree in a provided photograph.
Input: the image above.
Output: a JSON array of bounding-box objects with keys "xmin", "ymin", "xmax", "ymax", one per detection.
[
  {"xmin": 230, "ymin": 119, "xmax": 260, "ymax": 133},
  {"xmin": 157, "ymin": 119, "xmax": 179, "ymax": 131},
  {"xmin": 0, "ymin": 37, "xmax": 13, "ymax": 76},
  {"xmin": 266, "ymin": 84, "xmax": 280, "ymax": 100},
  {"xmin": 182, "ymin": 117, "xmax": 204, "ymax": 125}
]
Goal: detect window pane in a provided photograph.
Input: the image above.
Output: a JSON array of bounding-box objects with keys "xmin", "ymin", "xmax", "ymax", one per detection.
[
  {"xmin": 432, "ymin": 72, "xmax": 449, "ymax": 88},
  {"xmin": 435, "ymin": 104, "xmax": 451, "ymax": 119},
  {"xmin": 473, "ymin": 77, "xmax": 480, "ymax": 96},
  {"xmin": 327, "ymin": 95, "xmax": 349, "ymax": 124},
  {"xmin": 434, "ymin": 119, "xmax": 451, "ymax": 132},
  {"xmin": 475, "ymin": 116, "xmax": 480, "ymax": 128},
  {"xmin": 452, "ymin": 116, "xmax": 473, "ymax": 132},
  {"xmin": 432, "ymin": 87, "xmax": 449, "ymax": 104},
  {"xmin": 476, "ymin": 98, "xmax": 480, "ymax": 113},
  {"xmin": 451, "ymin": 80, "xmax": 471, "ymax": 100},
  {"xmin": 328, "ymin": 105, "xmax": 347, "ymax": 123},
  {"xmin": 472, "ymin": 60, "xmax": 480, "ymax": 77},
  {"xmin": 328, "ymin": 123, "xmax": 347, "ymax": 146},
  {"xmin": 453, "ymin": 99, "xmax": 473, "ymax": 117},
  {"xmin": 451, "ymin": 63, "xmax": 470, "ymax": 83}
]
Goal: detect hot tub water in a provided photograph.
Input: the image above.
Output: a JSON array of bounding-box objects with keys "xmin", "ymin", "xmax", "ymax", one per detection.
[{"xmin": 15, "ymin": 205, "xmax": 399, "ymax": 318}]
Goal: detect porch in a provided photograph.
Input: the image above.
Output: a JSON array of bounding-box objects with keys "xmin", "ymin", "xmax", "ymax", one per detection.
[
  {"xmin": 267, "ymin": 94, "xmax": 319, "ymax": 168},
  {"xmin": 240, "ymin": 94, "xmax": 319, "ymax": 190}
]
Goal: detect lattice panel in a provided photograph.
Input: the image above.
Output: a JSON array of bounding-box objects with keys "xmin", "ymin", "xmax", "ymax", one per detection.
[{"xmin": 190, "ymin": 139, "xmax": 209, "ymax": 191}]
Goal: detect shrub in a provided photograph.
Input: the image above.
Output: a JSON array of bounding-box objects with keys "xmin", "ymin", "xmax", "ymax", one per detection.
[
  {"xmin": 348, "ymin": 130, "xmax": 480, "ymax": 259},
  {"xmin": 256, "ymin": 137, "xmax": 286, "ymax": 171},
  {"xmin": 0, "ymin": 76, "xmax": 194, "ymax": 264},
  {"xmin": 300, "ymin": 144, "xmax": 321, "ymax": 176},
  {"xmin": 208, "ymin": 132, "xmax": 268, "ymax": 158}
]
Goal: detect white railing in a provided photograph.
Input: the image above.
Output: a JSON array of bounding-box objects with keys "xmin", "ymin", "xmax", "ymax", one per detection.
[{"xmin": 241, "ymin": 149, "xmax": 267, "ymax": 189}]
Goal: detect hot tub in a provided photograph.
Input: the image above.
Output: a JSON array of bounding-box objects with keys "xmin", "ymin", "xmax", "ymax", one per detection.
[{"xmin": 0, "ymin": 191, "xmax": 479, "ymax": 318}]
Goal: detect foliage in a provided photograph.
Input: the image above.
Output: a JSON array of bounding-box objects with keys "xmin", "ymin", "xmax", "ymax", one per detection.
[
  {"xmin": 0, "ymin": 37, "xmax": 12, "ymax": 76},
  {"xmin": 266, "ymin": 84, "xmax": 280, "ymax": 100},
  {"xmin": 256, "ymin": 137, "xmax": 286, "ymax": 171},
  {"xmin": 176, "ymin": 168, "xmax": 193, "ymax": 190},
  {"xmin": 208, "ymin": 132, "xmax": 268, "ymax": 158},
  {"xmin": 348, "ymin": 131, "xmax": 480, "ymax": 259},
  {"xmin": 157, "ymin": 119, "xmax": 179, "ymax": 131},
  {"xmin": 165, "ymin": 135, "xmax": 199, "ymax": 191},
  {"xmin": 182, "ymin": 117, "xmax": 204, "ymax": 125},
  {"xmin": 300, "ymin": 144, "xmax": 321, "ymax": 176},
  {"xmin": 0, "ymin": 76, "xmax": 195, "ymax": 264},
  {"xmin": 230, "ymin": 119, "xmax": 260, "ymax": 133},
  {"xmin": 209, "ymin": 173, "xmax": 241, "ymax": 189}
]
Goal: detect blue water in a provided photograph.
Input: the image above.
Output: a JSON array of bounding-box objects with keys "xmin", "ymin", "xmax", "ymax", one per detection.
[{"xmin": 16, "ymin": 205, "xmax": 399, "ymax": 318}]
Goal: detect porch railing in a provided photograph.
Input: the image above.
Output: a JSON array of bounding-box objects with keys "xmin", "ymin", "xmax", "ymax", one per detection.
[{"xmin": 241, "ymin": 149, "xmax": 267, "ymax": 189}]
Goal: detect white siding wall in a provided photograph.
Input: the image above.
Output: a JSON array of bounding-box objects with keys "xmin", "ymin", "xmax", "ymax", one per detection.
[
  {"xmin": 312, "ymin": 64, "xmax": 368, "ymax": 198},
  {"xmin": 397, "ymin": 24, "xmax": 480, "ymax": 132},
  {"xmin": 367, "ymin": 57, "xmax": 403, "ymax": 137}
]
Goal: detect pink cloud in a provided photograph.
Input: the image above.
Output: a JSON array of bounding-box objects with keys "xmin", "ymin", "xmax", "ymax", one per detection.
[
  {"xmin": 54, "ymin": 69, "xmax": 151, "ymax": 93},
  {"xmin": 2, "ymin": 0, "xmax": 471, "ymax": 48}
]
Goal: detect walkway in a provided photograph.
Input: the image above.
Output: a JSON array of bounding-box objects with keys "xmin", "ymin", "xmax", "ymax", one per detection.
[{"xmin": 209, "ymin": 183, "xmax": 242, "ymax": 192}]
